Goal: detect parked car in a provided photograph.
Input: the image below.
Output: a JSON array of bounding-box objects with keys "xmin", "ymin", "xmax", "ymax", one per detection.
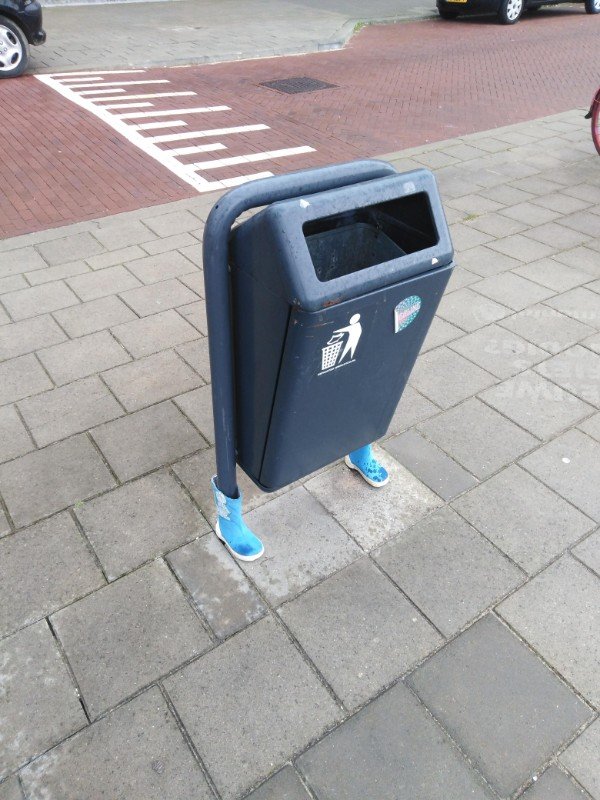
[
  {"xmin": 0, "ymin": 0, "xmax": 45, "ymax": 78},
  {"xmin": 437, "ymin": 0, "xmax": 599, "ymax": 24}
]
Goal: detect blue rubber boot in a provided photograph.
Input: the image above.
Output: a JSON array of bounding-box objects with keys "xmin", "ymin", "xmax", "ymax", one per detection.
[
  {"xmin": 345, "ymin": 444, "xmax": 389, "ymax": 488},
  {"xmin": 211, "ymin": 477, "xmax": 264, "ymax": 561}
]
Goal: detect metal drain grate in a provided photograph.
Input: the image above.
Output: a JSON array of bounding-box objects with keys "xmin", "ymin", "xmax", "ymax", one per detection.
[{"xmin": 260, "ymin": 77, "xmax": 338, "ymax": 94}]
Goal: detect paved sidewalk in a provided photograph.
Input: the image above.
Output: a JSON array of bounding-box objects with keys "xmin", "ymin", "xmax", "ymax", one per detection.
[
  {"xmin": 32, "ymin": 0, "xmax": 434, "ymax": 73},
  {"xmin": 1, "ymin": 112, "xmax": 599, "ymax": 799}
]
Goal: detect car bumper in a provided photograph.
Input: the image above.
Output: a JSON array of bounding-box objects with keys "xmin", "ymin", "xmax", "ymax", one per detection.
[
  {"xmin": 437, "ymin": 0, "xmax": 500, "ymax": 13},
  {"xmin": 31, "ymin": 27, "xmax": 46, "ymax": 44},
  {"xmin": 17, "ymin": 1, "xmax": 46, "ymax": 45}
]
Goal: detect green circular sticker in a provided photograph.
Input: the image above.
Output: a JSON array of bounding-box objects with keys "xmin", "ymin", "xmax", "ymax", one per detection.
[{"xmin": 394, "ymin": 295, "xmax": 422, "ymax": 332}]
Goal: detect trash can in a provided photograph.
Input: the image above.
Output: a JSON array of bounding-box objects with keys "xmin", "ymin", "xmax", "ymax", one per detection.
[{"xmin": 227, "ymin": 166, "xmax": 454, "ymax": 491}]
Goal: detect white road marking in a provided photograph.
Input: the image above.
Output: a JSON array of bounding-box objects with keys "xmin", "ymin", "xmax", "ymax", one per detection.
[
  {"xmin": 51, "ymin": 70, "xmax": 146, "ymax": 77},
  {"xmin": 115, "ymin": 105, "xmax": 230, "ymax": 119},
  {"xmin": 93, "ymin": 92, "xmax": 196, "ymax": 102},
  {"xmin": 102, "ymin": 102, "xmax": 155, "ymax": 110},
  {"xmin": 149, "ymin": 124, "xmax": 270, "ymax": 144},
  {"xmin": 70, "ymin": 80, "xmax": 170, "ymax": 90},
  {"xmin": 131, "ymin": 120, "xmax": 187, "ymax": 131},
  {"xmin": 186, "ymin": 146, "xmax": 315, "ymax": 171},
  {"xmin": 79, "ymin": 88, "xmax": 126, "ymax": 96},
  {"xmin": 167, "ymin": 143, "xmax": 227, "ymax": 155},
  {"xmin": 38, "ymin": 70, "xmax": 316, "ymax": 193}
]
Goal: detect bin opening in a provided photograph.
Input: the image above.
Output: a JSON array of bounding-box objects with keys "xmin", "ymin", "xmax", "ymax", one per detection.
[{"xmin": 303, "ymin": 193, "xmax": 439, "ymax": 282}]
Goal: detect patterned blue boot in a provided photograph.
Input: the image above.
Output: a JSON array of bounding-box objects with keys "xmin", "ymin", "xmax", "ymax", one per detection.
[
  {"xmin": 345, "ymin": 445, "xmax": 389, "ymax": 488},
  {"xmin": 211, "ymin": 477, "xmax": 264, "ymax": 561}
]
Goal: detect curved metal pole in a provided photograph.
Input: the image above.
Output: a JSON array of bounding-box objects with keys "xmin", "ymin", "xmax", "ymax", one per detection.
[{"xmin": 203, "ymin": 159, "xmax": 397, "ymax": 499}]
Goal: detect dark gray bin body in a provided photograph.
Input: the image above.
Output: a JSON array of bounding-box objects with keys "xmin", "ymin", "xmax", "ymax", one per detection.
[{"xmin": 229, "ymin": 168, "xmax": 454, "ymax": 491}]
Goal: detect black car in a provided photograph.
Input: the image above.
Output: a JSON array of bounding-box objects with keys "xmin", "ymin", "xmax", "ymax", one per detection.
[
  {"xmin": 0, "ymin": 0, "xmax": 45, "ymax": 78},
  {"xmin": 437, "ymin": 0, "xmax": 599, "ymax": 23}
]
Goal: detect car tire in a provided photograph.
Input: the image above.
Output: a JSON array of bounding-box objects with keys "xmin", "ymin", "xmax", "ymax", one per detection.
[
  {"xmin": 0, "ymin": 15, "xmax": 29, "ymax": 79},
  {"xmin": 498, "ymin": 0, "xmax": 524, "ymax": 22},
  {"xmin": 438, "ymin": 7, "xmax": 460, "ymax": 18},
  {"xmin": 585, "ymin": 0, "xmax": 600, "ymax": 13}
]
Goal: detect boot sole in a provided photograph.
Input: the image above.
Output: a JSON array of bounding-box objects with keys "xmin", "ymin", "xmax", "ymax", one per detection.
[
  {"xmin": 344, "ymin": 455, "xmax": 389, "ymax": 488},
  {"xmin": 215, "ymin": 521, "xmax": 264, "ymax": 562}
]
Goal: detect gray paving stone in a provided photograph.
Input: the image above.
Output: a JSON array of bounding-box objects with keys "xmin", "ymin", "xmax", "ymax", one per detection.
[
  {"xmin": 125, "ymin": 251, "xmax": 198, "ymax": 285},
  {"xmin": 419, "ymin": 397, "xmax": 537, "ymax": 479},
  {"xmin": 0, "ymin": 405, "xmax": 33, "ymax": 463},
  {"xmin": 36, "ymin": 232, "xmax": 105, "ymax": 266},
  {"xmin": 466, "ymin": 211, "xmax": 529, "ymax": 238},
  {"xmin": 177, "ymin": 299, "xmax": 208, "ymax": 335},
  {"xmin": 453, "ymin": 465, "xmax": 594, "ymax": 574},
  {"xmin": 18, "ymin": 376, "xmax": 123, "ymax": 448},
  {"xmin": 2, "ymin": 282, "xmax": 79, "ymax": 321},
  {"xmin": 449, "ymin": 323, "xmax": 547, "ymax": 379},
  {"xmin": 386, "ymin": 385, "xmax": 440, "ymax": 437},
  {"xmin": 280, "ymin": 557, "xmax": 441, "ymax": 709},
  {"xmin": 573, "ymin": 530, "xmax": 600, "ymax": 577},
  {"xmin": 92, "ymin": 218, "xmax": 156, "ymax": 250},
  {"xmin": 375, "ymin": 507, "xmax": 523, "ymax": 635},
  {"xmin": 481, "ymin": 370, "xmax": 594, "ymax": 440},
  {"xmin": 0, "ymin": 246, "xmax": 47, "ymax": 278},
  {"xmin": 555, "ymin": 246, "xmax": 600, "ymax": 277},
  {"xmin": 91, "ymin": 401, "xmax": 205, "ymax": 482},
  {"xmin": 536, "ymin": 346, "xmax": 600, "ymax": 407},
  {"xmin": 558, "ymin": 211, "xmax": 600, "ymax": 239},
  {"xmin": 408, "ymin": 615, "xmax": 592, "ymax": 797},
  {"xmin": 296, "ymin": 681, "xmax": 494, "ymax": 800},
  {"xmin": 437, "ymin": 287, "xmax": 511, "ymax": 332},
  {"xmin": 520, "ymin": 429, "xmax": 600, "ymax": 521},
  {"xmin": 67, "ymin": 265, "xmax": 141, "ymax": 302},
  {"xmin": 448, "ymin": 221, "xmax": 494, "ymax": 251},
  {"xmin": 306, "ymin": 448, "xmax": 442, "ymax": 551},
  {"xmin": 240, "ymin": 486, "xmax": 361, "ymax": 604},
  {"xmin": 560, "ymin": 719, "xmax": 600, "ymax": 799},
  {"xmin": 409, "ymin": 347, "xmax": 496, "ymax": 409},
  {"xmin": 473, "ymin": 272, "xmax": 555, "ymax": 311},
  {"xmin": 173, "ymin": 384, "xmax": 214, "ymax": 443},
  {"xmin": 0, "ymin": 777, "xmax": 23, "ymax": 800},
  {"xmin": 487, "ymin": 234, "xmax": 556, "ymax": 263},
  {"xmin": 450, "ymin": 244, "xmax": 522, "ymax": 278},
  {"xmin": 499, "ymin": 555, "xmax": 600, "ymax": 707},
  {"xmin": 0, "ymin": 512, "xmax": 105, "ymax": 637},
  {"xmin": 53, "ymin": 295, "xmax": 137, "ymax": 338},
  {"xmin": 0, "ymin": 354, "xmax": 52, "ymax": 406},
  {"xmin": 111, "ymin": 309, "xmax": 198, "ymax": 358},
  {"xmin": 141, "ymin": 232, "xmax": 196, "ymax": 256},
  {"xmin": 245, "ymin": 766, "xmax": 312, "ymax": 800},
  {"xmin": 0, "ymin": 434, "xmax": 115, "ymax": 527},
  {"xmin": 0, "ymin": 304, "xmax": 9, "ymax": 325},
  {"xmin": 102, "ymin": 349, "xmax": 201, "ymax": 412},
  {"xmin": 546, "ymin": 288, "xmax": 600, "ymax": 329},
  {"xmin": 168, "ymin": 534, "xmax": 267, "ymax": 640},
  {"xmin": 86, "ymin": 244, "xmax": 146, "ymax": 270},
  {"xmin": 520, "ymin": 766, "xmax": 592, "ymax": 799},
  {"xmin": 176, "ymin": 338, "xmax": 210, "ymax": 382},
  {"xmin": 383, "ymin": 429, "xmax": 477, "ymax": 500},
  {"xmin": 500, "ymin": 202, "xmax": 561, "ymax": 227},
  {"xmin": 25, "ymin": 260, "xmax": 89, "ymax": 287},
  {"xmin": 419, "ymin": 316, "xmax": 463, "ymax": 352},
  {"xmin": 500, "ymin": 304, "xmax": 594, "ymax": 355},
  {"xmin": 578, "ymin": 410, "xmax": 600, "ymax": 441},
  {"xmin": 178, "ymin": 245, "xmax": 203, "ymax": 269},
  {"xmin": 534, "ymin": 192, "xmax": 592, "ymax": 215},
  {"xmin": 164, "ymin": 615, "xmax": 341, "ymax": 800},
  {"xmin": 0, "ymin": 622, "xmax": 86, "ymax": 780},
  {"xmin": 76, "ymin": 471, "xmax": 209, "ymax": 580},
  {"xmin": 524, "ymin": 222, "xmax": 592, "ymax": 251},
  {"xmin": 37, "ymin": 330, "xmax": 130, "ymax": 386},
  {"xmin": 119, "ymin": 278, "xmax": 198, "ymax": 317},
  {"xmin": 444, "ymin": 266, "xmax": 481, "ymax": 293},
  {"xmin": 0, "ymin": 275, "xmax": 27, "ymax": 294},
  {"xmin": 20, "ymin": 687, "xmax": 212, "ymax": 800},
  {"xmin": 144, "ymin": 210, "xmax": 202, "ymax": 238},
  {"xmin": 513, "ymin": 259, "xmax": 595, "ymax": 293},
  {"xmin": 0, "ymin": 508, "xmax": 10, "ymax": 537},
  {"xmin": 52, "ymin": 560, "xmax": 211, "ymax": 718}
]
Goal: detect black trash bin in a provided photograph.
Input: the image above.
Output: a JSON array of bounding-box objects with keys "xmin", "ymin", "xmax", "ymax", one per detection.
[{"xmin": 228, "ymin": 167, "xmax": 454, "ymax": 491}]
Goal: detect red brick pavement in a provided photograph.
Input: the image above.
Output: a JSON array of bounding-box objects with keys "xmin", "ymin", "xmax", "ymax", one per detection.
[{"xmin": 2, "ymin": 13, "xmax": 599, "ymax": 238}]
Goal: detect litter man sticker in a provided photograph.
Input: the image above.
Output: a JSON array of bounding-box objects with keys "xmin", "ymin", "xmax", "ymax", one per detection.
[
  {"xmin": 319, "ymin": 313, "xmax": 362, "ymax": 375},
  {"xmin": 394, "ymin": 296, "xmax": 422, "ymax": 333}
]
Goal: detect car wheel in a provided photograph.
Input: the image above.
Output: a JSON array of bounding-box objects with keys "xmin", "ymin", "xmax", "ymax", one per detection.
[
  {"xmin": 498, "ymin": 0, "xmax": 523, "ymax": 22},
  {"xmin": 438, "ymin": 7, "xmax": 459, "ymax": 18},
  {"xmin": 0, "ymin": 15, "xmax": 29, "ymax": 79},
  {"xmin": 585, "ymin": 0, "xmax": 600, "ymax": 13}
]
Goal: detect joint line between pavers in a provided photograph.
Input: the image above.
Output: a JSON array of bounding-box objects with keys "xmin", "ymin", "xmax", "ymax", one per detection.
[
  {"xmin": 46, "ymin": 615, "xmax": 93, "ymax": 723},
  {"xmin": 68, "ymin": 506, "xmax": 110, "ymax": 586}
]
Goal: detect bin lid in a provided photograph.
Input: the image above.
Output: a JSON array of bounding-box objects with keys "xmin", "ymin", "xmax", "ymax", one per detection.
[{"xmin": 264, "ymin": 168, "xmax": 454, "ymax": 311}]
